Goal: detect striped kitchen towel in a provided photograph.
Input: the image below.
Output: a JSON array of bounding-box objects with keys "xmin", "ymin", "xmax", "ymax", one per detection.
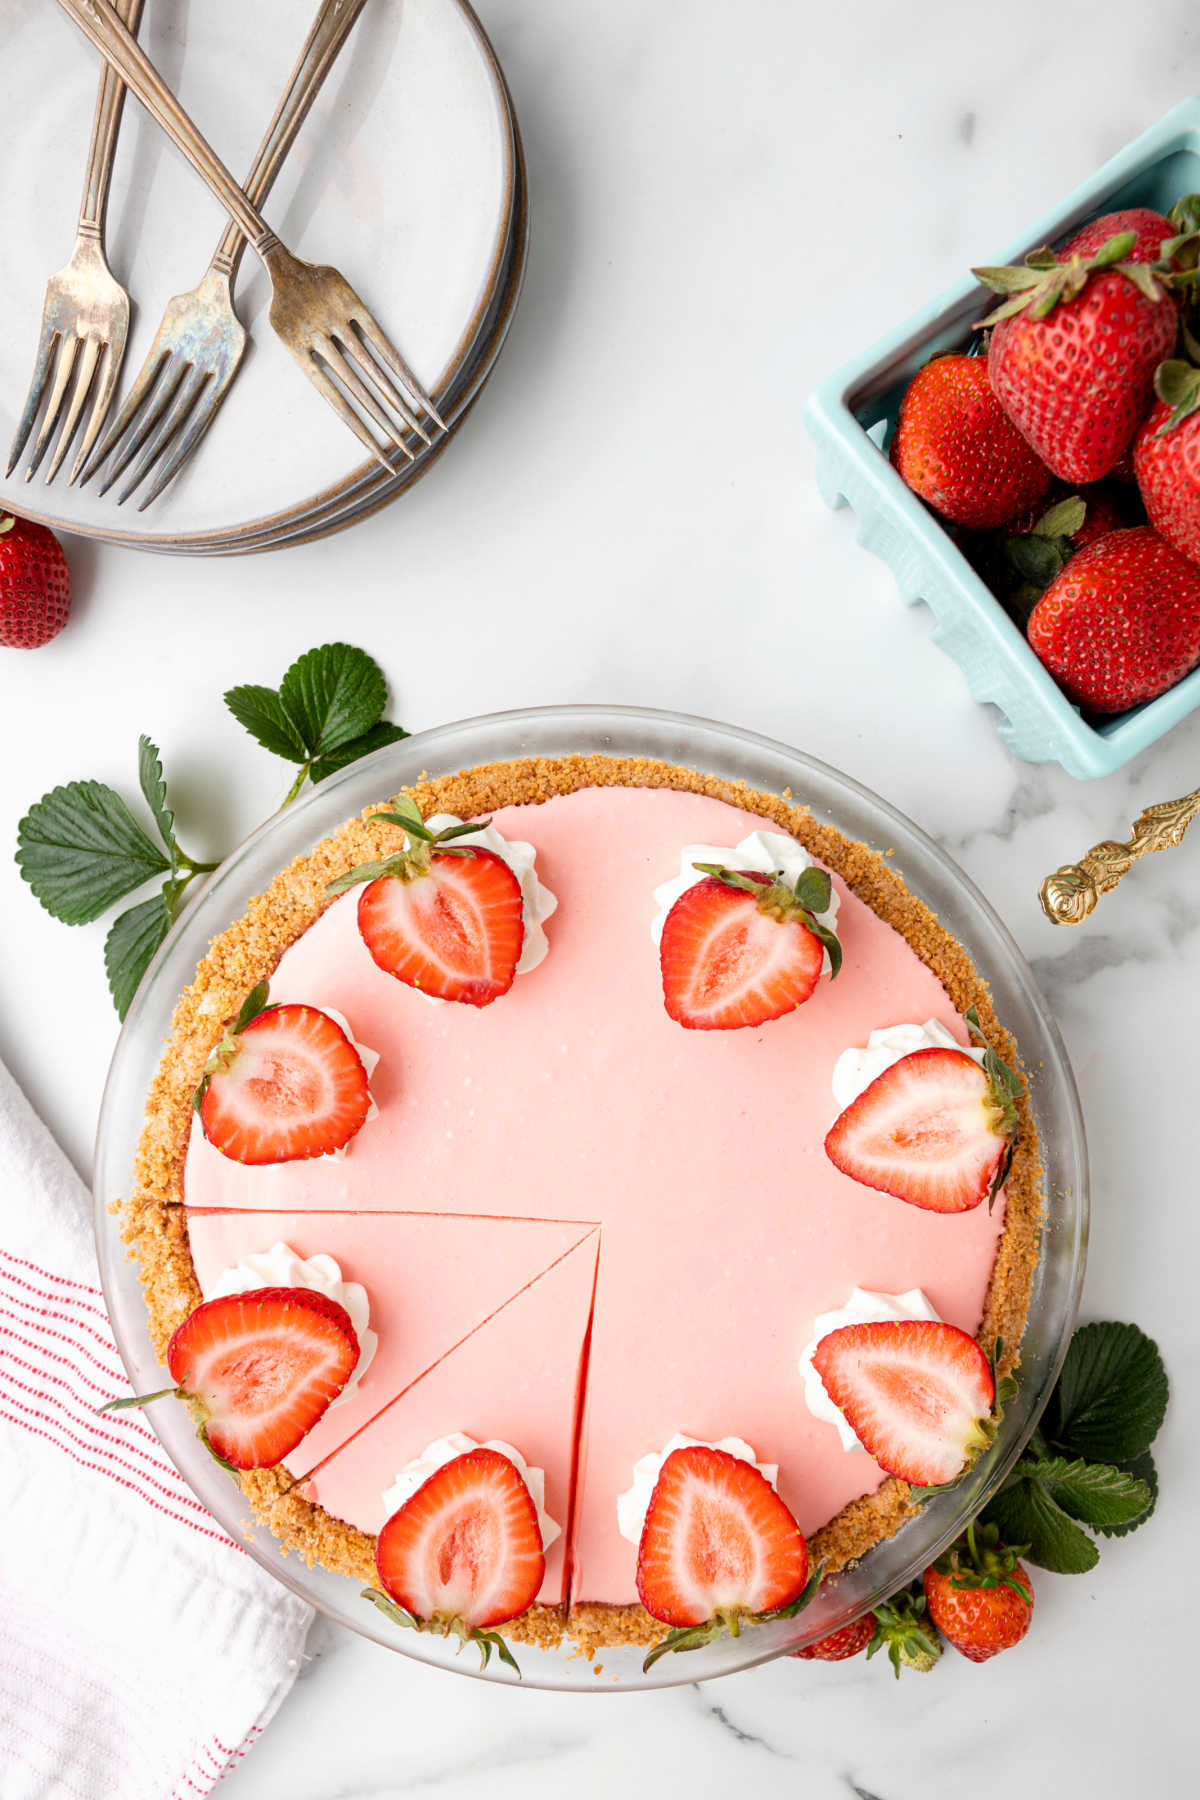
[{"xmin": 0, "ymin": 1056, "xmax": 313, "ymax": 1800}]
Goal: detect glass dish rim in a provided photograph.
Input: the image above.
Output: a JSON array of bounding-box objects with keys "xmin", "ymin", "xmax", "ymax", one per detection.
[{"xmin": 93, "ymin": 702, "xmax": 1089, "ymax": 1691}]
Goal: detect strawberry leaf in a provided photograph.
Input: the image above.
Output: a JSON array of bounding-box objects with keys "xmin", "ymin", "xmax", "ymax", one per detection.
[
  {"xmin": 279, "ymin": 643, "xmax": 388, "ymax": 760},
  {"xmin": 361, "ymin": 1589, "xmax": 422, "ymax": 1632},
  {"xmin": 1169, "ymin": 193, "xmax": 1200, "ymax": 236},
  {"xmin": 802, "ymin": 912, "xmax": 843, "ymax": 979},
  {"xmin": 104, "ymin": 893, "xmax": 172, "ymax": 1020},
  {"xmin": 867, "ymin": 1588, "xmax": 942, "ymax": 1677},
  {"xmin": 233, "ymin": 981, "xmax": 271, "ymax": 1034},
  {"xmin": 758, "ymin": 1562, "xmax": 823, "ymax": 1622},
  {"xmin": 1096, "ymin": 1450, "xmax": 1158, "ymax": 1538},
  {"xmin": 1092, "ymin": 230, "xmax": 1136, "ymax": 267},
  {"xmin": 1020, "ymin": 1455, "xmax": 1152, "ymax": 1530},
  {"xmin": 1006, "ymin": 534, "xmax": 1069, "ymax": 587},
  {"xmin": 980, "ymin": 1474, "xmax": 1099, "ymax": 1573},
  {"xmin": 973, "ymin": 264, "xmax": 1045, "ymax": 294},
  {"xmin": 17, "ymin": 781, "xmax": 172, "ymax": 924},
  {"xmin": 224, "ymin": 684, "xmax": 309, "ymax": 763},
  {"xmin": 1041, "ymin": 1322, "xmax": 1168, "ymax": 1464},
  {"xmin": 1153, "ymin": 358, "xmax": 1200, "ymax": 434},
  {"xmin": 137, "ymin": 736, "xmax": 178, "ymax": 861},
  {"xmin": 1119, "ymin": 261, "xmax": 1167, "ymax": 303},
  {"xmin": 310, "ymin": 720, "xmax": 410, "ymax": 783},
  {"xmin": 642, "ymin": 1621, "xmax": 723, "ymax": 1670},
  {"xmin": 1033, "ymin": 496, "xmax": 1087, "ymax": 540},
  {"xmin": 325, "ymin": 858, "xmax": 399, "ymax": 898},
  {"xmin": 793, "ymin": 866, "xmax": 833, "ymax": 915},
  {"xmin": 473, "ymin": 1629, "xmax": 521, "ymax": 1675}
]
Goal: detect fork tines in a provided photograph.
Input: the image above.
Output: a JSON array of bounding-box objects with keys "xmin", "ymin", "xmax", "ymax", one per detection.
[
  {"xmin": 307, "ymin": 312, "xmax": 447, "ymax": 473},
  {"xmin": 7, "ymin": 296, "xmax": 128, "ymax": 487}
]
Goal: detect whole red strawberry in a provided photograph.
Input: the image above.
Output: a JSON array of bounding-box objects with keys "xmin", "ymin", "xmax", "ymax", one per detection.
[
  {"xmin": 976, "ymin": 229, "xmax": 1179, "ymax": 483},
  {"xmin": 0, "ymin": 513, "xmax": 71, "ymax": 648},
  {"xmin": 890, "ymin": 354, "xmax": 1052, "ymax": 528},
  {"xmin": 791, "ymin": 1613, "xmax": 875, "ymax": 1661},
  {"xmin": 923, "ymin": 1522, "xmax": 1033, "ymax": 1663},
  {"xmin": 1028, "ymin": 526, "xmax": 1200, "ymax": 712},
  {"xmin": 1133, "ymin": 371, "xmax": 1200, "ymax": 565},
  {"xmin": 1059, "ymin": 207, "xmax": 1177, "ymax": 264}
]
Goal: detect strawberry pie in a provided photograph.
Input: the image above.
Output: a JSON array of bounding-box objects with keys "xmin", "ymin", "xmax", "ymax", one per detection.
[{"xmin": 121, "ymin": 756, "xmax": 1042, "ymax": 1662}]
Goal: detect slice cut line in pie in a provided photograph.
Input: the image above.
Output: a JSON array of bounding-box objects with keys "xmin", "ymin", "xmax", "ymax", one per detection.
[{"xmin": 184, "ymin": 1208, "xmax": 599, "ymax": 1482}]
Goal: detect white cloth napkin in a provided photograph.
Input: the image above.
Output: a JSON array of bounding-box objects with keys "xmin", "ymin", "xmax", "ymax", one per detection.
[{"xmin": 0, "ymin": 1056, "xmax": 314, "ymax": 1800}]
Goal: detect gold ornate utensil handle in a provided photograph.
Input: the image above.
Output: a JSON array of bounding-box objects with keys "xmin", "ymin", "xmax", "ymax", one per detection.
[{"xmin": 1039, "ymin": 786, "xmax": 1200, "ymax": 923}]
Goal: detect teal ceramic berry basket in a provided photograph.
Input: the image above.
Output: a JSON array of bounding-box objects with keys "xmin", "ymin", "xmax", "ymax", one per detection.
[{"xmin": 804, "ymin": 98, "xmax": 1200, "ymax": 781}]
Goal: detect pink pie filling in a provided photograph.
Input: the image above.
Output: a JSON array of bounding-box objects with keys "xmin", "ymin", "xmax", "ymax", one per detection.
[{"xmin": 183, "ymin": 785, "xmax": 1006, "ymax": 1606}]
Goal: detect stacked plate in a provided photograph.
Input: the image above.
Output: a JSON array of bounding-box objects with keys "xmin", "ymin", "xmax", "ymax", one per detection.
[{"xmin": 0, "ymin": 0, "xmax": 526, "ymax": 554}]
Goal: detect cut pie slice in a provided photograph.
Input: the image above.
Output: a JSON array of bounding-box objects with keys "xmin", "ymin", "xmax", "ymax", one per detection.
[
  {"xmin": 297, "ymin": 1231, "xmax": 601, "ymax": 1605},
  {"xmin": 184, "ymin": 1210, "xmax": 597, "ymax": 1481}
]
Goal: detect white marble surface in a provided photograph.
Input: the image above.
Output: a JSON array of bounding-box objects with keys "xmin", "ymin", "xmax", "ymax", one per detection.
[{"xmin": 0, "ymin": 0, "xmax": 1196, "ymax": 1792}]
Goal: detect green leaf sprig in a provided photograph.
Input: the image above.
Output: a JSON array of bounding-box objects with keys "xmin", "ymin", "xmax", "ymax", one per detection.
[
  {"xmin": 15, "ymin": 644, "xmax": 406, "ymax": 1021},
  {"xmin": 980, "ymin": 1322, "xmax": 1167, "ymax": 1573},
  {"xmin": 17, "ymin": 737, "xmax": 217, "ymax": 1021},
  {"xmin": 226, "ymin": 642, "xmax": 408, "ymax": 803}
]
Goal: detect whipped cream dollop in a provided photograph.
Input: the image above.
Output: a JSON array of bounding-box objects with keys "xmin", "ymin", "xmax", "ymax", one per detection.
[
  {"xmin": 380, "ymin": 1433, "xmax": 561, "ymax": 1552},
  {"xmin": 208, "ymin": 1242, "xmax": 377, "ymax": 1403},
  {"xmin": 831, "ymin": 1018, "xmax": 985, "ymax": 1113},
  {"xmin": 424, "ymin": 815, "xmax": 557, "ymax": 976},
  {"xmin": 650, "ymin": 831, "xmax": 841, "ymax": 976},
  {"xmin": 616, "ymin": 1434, "xmax": 780, "ymax": 1545},
  {"xmin": 799, "ymin": 1287, "xmax": 942, "ymax": 1452}
]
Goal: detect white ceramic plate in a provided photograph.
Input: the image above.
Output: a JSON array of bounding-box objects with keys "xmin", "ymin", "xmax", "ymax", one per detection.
[
  {"xmin": 0, "ymin": 0, "xmax": 516, "ymax": 549},
  {"xmin": 198, "ymin": 139, "xmax": 528, "ymax": 557}
]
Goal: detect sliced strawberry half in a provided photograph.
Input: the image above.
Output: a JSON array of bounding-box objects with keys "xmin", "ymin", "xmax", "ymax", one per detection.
[
  {"xmin": 197, "ymin": 997, "xmax": 370, "ymax": 1165},
  {"xmin": 102, "ymin": 1287, "xmax": 360, "ymax": 1470},
  {"xmin": 368, "ymin": 1449, "xmax": 544, "ymax": 1671},
  {"xmin": 637, "ymin": 1447, "xmax": 816, "ymax": 1669},
  {"xmin": 325, "ymin": 796, "xmax": 526, "ymax": 1006},
  {"xmin": 824, "ymin": 1037, "xmax": 1020, "ymax": 1213},
  {"xmin": 660, "ymin": 864, "xmax": 840, "ymax": 1030},
  {"xmin": 357, "ymin": 848, "xmax": 523, "ymax": 1006},
  {"xmin": 811, "ymin": 1319, "xmax": 997, "ymax": 1487}
]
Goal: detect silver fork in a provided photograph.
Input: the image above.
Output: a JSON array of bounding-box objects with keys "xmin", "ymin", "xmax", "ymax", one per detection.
[
  {"xmin": 56, "ymin": 0, "xmax": 446, "ymax": 479},
  {"xmin": 6, "ymin": 0, "xmax": 144, "ymax": 485},
  {"xmin": 81, "ymin": 0, "xmax": 382, "ymax": 509}
]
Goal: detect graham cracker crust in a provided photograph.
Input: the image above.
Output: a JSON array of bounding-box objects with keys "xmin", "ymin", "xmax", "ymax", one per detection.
[{"xmin": 118, "ymin": 754, "xmax": 1044, "ymax": 1659}]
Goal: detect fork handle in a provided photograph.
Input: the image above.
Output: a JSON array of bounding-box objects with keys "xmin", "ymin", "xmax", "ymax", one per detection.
[
  {"xmin": 77, "ymin": 0, "xmax": 144, "ymax": 237},
  {"xmin": 212, "ymin": 0, "xmax": 370, "ymax": 283},
  {"xmin": 56, "ymin": 0, "xmax": 281, "ymax": 258}
]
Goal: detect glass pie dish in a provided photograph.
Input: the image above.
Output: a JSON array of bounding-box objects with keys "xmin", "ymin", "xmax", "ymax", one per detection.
[{"xmin": 93, "ymin": 704, "xmax": 1089, "ymax": 1689}]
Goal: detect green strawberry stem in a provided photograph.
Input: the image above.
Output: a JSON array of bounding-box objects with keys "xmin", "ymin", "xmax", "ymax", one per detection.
[
  {"xmin": 282, "ymin": 764, "xmax": 311, "ymax": 807},
  {"xmin": 362, "ymin": 1589, "xmax": 521, "ymax": 1674},
  {"xmin": 940, "ymin": 1520, "xmax": 1032, "ymax": 1605},
  {"xmin": 192, "ymin": 980, "xmax": 272, "ymax": 1111},
  {"xmin": 867, "ymin": 1588, "xmax": 942, "ymax": 1676},
  {"xmin": 326, "ymin": 797, "xmax": 492, "ymax": 897},
  {"xmin": 642, "ymin": 1564, "xmax": 823, "ymax": 1672},
  {"xmin": 99, "ymin": 1385, "xmax": 183, "ymax": 1413},
  {"xmin": 973, "ymin": 231, "xmax": 1168, "ymax": 327}
]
